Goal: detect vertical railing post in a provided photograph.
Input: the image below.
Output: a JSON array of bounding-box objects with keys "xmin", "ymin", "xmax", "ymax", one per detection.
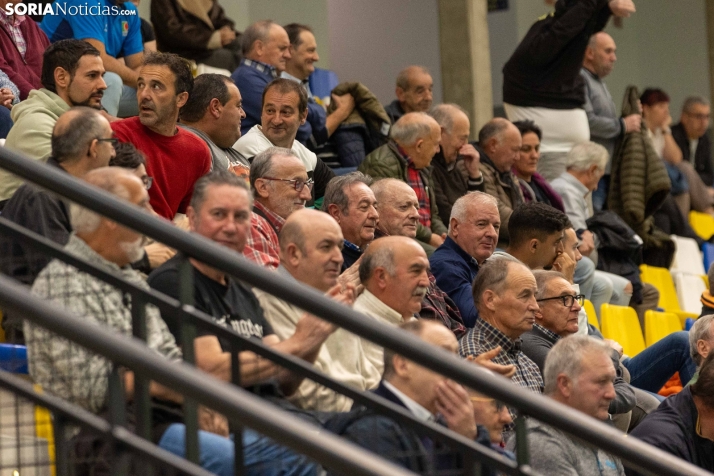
[
  {"xmin": 177, "ymin": 253, "xmax": 200, "ymax": 465},
  {"xmin": 231, "ymin": 341, "xmax": 244, "ymax": 476},
  {"xmin": 53, "ymin": 413, "xmax": 68, "ymax": 476},
  {"xmin": 108, "ymin": 367, "xmax": 129, "ymax": 476},
  {"xmin": 515, "ymin": 414, "xmax": 529, "ymax": 472},
  {"xmin": 130, "ymin": 291, "xmax": 153, "ymax": 476}
]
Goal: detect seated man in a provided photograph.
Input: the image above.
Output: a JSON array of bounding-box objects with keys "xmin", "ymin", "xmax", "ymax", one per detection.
[
  {"xmin": 429, "ymin": 103, "xmax": 484, "ymax": 223},
  {"xmin": 507, "ymin": 336, "xmax": 625, "ymax": 475},
  {"xmin": 231, "ymin": 20, "xmax": 290, "ymax": 135},
  {"xmin": 179, "ymin": 73, "xmax": 249, "ymax": 174},
  {"xmin": 0, "ymin": 0, "xmax": 49, "ymax": 100},
  {"xmin": 469, "ymin": 391, "xmax": 513, "ymax": 454},
  {"xmin": 371, "ymin": 178, "xmax": 466, "ymax": 337},
  {"xmin": 254, "ymin": 208, "xmax": 380, "ymax": 412},
  {"xmin": 24, "ymin": 167, "xmax": 232, "ymax": 475},
  {"xmin": 244, "ymin": 147, "xmax": 313, "ymax": 269},
  {"xmin": 233, "ymin": 78, "xmax": 335, "ymax": 204},
  {"xmin": 629, "ymin": 353, "xmax": 714, "ymax": 473},
  {"xmin": 282, "ymin": 23, "xmax": 354, "ymax": 148},
  {"xmin": 151, "ymin": 0, "xmax": 241, "ymax": 71},
  {"xmin": 359, "ymin": 112, "xmax": 446, "ymax": 250},
  {"xmin": 688, "ymin": 314, "xmax": 714, "ymax": 384},
  {"xmin": 0, "ymin": 107, "xmax": 116, "ymax": 341},
  {"xmin": 384, "ymin": 65, "xmax": 433, "ymax": 124},
  {"xmin": 2, "ymin": 39, "xmax": 106, "ymax": 202},
  {"xmin": 41, "ymin": 0, "xmax": 144, "ymax": 117},
  {"xmin": 512, "ymin": 120, "xmax": 565, "ymax": 211},
  {"xmin": 322, "ymin": 172, "xmax": 378, "ymax": 270},
  {"xmin": 430, "ymin": 192, "xmax": 499, "ymax": 327},
  {"xmin": 328, "ymin": 320, "xmax": 487, "ymax": 475},
  {"xmin": 112, "ymin": 52, "xmax": 212, "ymax": 220},
  {"xmin": 354, "ymin": 236, "xmax": 430, "ymax": 373},
  {"xmin": 672, "ymin": 96, "xmax": 714, "ymax": 187},
  {"xmin": 477, "ymin": 118, "xmax": 523, "ymax": 247},
  {"xmin": 459, "ymin": 256, "xmax": 543, "ymax": 437}
]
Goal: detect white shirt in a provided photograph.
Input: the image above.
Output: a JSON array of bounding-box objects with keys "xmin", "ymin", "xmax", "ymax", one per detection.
[
  {"xmin": 382, "ymin": 381, "xmax": 435, "ymax": 423},
  {"xmin": 232, "ymin": 125, "xmax": 318, "ymax": 173},
  {"xmin": 503, "ymin": 103, "xmax": 590, "ymax": 154}
]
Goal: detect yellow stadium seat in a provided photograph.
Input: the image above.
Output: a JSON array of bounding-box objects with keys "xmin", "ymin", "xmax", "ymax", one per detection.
[
  {"xmin": 639, "ymin": 265, "xmax": 698, "ymax": 327},
  {"xmin": 689, "ymin": 210, "xmax": 714, "ymax": 240},
  {"xmin": 644, "ymin": 310, "xmax": 682, "ymax": 347},
  {"xmin": 600, "ymin": 304, "xmax": 646, "ymax": 356},
  {"xmin": 583, "ymin": 299, "xmax": 599, "ymax": 330}
]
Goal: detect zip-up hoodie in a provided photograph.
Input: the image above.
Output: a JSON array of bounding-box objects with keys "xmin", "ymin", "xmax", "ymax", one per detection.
[{"xmin": 1, "ymin": 88, "xmax": 70, "ymax": 199}]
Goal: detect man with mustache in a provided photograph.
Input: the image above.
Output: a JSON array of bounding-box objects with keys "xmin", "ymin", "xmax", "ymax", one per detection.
[
  {"xmin": 353, "ymin": 236, "xmax": 431, "ymax": 374},
  {"xmin": 2, "ymin": 39, "xmax": 107, "ymax": 203},
  {"xmin": 322, "ymin": 172, "xmax": 378, "ymax": 271},
  {"xmin": 111, "ymin": 52, "xmax": 212, "ymax": 220},
  {"xmin": 459, "ymin": 256, "xmax": 543, "ymax": 439}
]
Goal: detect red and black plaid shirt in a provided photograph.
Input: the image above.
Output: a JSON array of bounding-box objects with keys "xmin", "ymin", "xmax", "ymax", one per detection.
[
  {"xmin": 395, "ymin": 142, "xmax": 431, "ymax": 228},
  {"xmin": 242, "ymin": 202, "xmax": 285, "ymax": 270}
]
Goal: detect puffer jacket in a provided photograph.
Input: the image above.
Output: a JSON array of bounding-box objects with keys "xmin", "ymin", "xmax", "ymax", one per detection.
[
  {"xmin": 327, "ymin": 82, "xmax": 391, "ymax": 167},
  {"xmin": 480, "ymin": 152, "xmax": 525, "ymax": 247},
  {"xmin": 358, "ymin": 141, "xmax": 447, "ymax": 242},
  {"xmin": 609, "ymin": 85, "xmax": 674, "ymax": 268}
]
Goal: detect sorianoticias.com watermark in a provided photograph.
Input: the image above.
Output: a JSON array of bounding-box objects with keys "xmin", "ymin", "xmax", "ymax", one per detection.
[{"xmin": 4, "ymin": 2, "xmax": 137, "ymax": 16}]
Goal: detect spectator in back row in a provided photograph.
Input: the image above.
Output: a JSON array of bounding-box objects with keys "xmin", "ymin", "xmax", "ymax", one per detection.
[
  {"xmin": 672, "ymin": 96, "xmax": 714, "ymax": 187},
  {"xmin": 112, "ymin": 52, "xmax": 211, "ymax": 220},
  {"xmin": 2, "ymin": 39, "xmax": 106, "ymax": 203},
  {"xmin": 359, "ymin": 112, "xmax": 446, "ymax": 251},
  {"xmin": 384, "ymin": 65, "xmax": 433, "ymax": 124}
]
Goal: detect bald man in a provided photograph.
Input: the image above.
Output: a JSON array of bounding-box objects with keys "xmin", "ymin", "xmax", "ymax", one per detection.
[
  {"xmin": 429, "ymin": 103, "xmax": 484, "ymax": 222},
  {"xmin": 254, "ymin": 208, "xmax": 380, "ymax": 412},
  {"xmin": 359, "ymin": 112, "xmax": 446, "ymax": 250},
  {"xmin": 581, "ymin": 31, "xmax": 641, "ymax": 211},
  {"xmin": 477, "ymin": 118, "xmax": 524, "ymax": 247},
  {"xmin": 384, "ymin": 65, "xmax": 434, "ymax": 123}
]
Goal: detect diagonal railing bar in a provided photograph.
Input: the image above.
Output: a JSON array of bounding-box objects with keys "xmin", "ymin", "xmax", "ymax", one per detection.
[
  {"xmin": 0, "ymin": 370, "xmax": 213, "ymax": 476},
  {"xmin": 0, "ymin": 147, "xmax": 710, "ymax": 476}
]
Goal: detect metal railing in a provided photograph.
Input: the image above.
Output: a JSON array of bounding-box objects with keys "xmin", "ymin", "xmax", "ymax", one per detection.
[{"xmin": 0, "ymin": 146, "xmax": 710, "ymax": 476}]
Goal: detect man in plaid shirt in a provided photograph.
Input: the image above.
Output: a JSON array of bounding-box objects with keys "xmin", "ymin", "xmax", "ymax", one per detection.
[{"xmin": 459, "ymin": 256, "xmax": 543, "ymax": 440}]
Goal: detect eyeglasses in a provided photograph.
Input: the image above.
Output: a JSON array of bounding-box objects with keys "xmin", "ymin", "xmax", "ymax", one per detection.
[
  {"xmin": 261, "ymin": 177, "xmax": 314, "ymax": 192},
  {"xmin": 141, "ymin": 175, "xmax": 153, "ymax": 190},
  {"xmin": 96, "ymin": 137, "xmax": 119, "ymax": 148},
  {"xmin": 536, "ymin": 294, "xmax": 585, "ymax": 308}
]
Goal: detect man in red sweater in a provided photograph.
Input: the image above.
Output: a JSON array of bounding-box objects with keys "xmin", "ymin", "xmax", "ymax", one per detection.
[
  {"xmin": 112, "ymin": 52, "xmax": 211, "ymax": 219},
  {"xmin": 0, "ymin": 0, "xmax": 49, "ymax": 100}
]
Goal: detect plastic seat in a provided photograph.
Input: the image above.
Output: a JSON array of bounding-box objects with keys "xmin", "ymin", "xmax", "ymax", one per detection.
[
  {"xmin": 644, "ymin": 310, "xmax": 682, "ymax": 347},
  {"xmin": 689, "ymin": 210, "xmax": 714, "ymax": 240},
  {"xmin": 600, "ymin": 304, "xmax": 646, "ymax": 356},
  {"xmin": 583, "ymin": 299, "xmax": 599, "ymax": 330},
  {"xmin": 640, "ymin": 265, "xmax": 698, "ymax": 326},
  {"xmin": 673, "ymin": 272, "xmax": 707, "ymax": 315},
  {"xmin": 670, "ymin": 235, "xmax": 705, "ymax": 275},
  {"xmin": 704, "ymin": 243, "xmax": 714, "ymax": 273},
  {"xmin": 0, "ymin": 344, "xmax": 27, "ymax": 374},
  {"xmin": 309, "ymin": 68, "xmax": 340, "ymax": 104}
]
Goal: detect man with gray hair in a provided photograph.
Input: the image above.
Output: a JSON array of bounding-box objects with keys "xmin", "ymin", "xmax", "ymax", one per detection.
[
  {"xmin": 384, "ymin": 65, "xmax": 434, "ymax": 123},
  {"xmin": 506, "ymin": 335, "xmax": 624, "ymax": 476},
  {"xmin": 359, "ymin": 112, "xmax": 446, "ymax": 250},
  {"xmin": 353, "ymin": 235, "xmax": 431, "ymax": 373},
  {"xmin": 231, "ymin": 20, "xmax": 291, "ymax": 135},
  {"xmin": 689, "ymin": 314, "xmax": 714, "ymax": 385},
  {"xmin": 477, "ymin": 118, "xmax": 524, "ymax": 247},
  {"xmin": 429, "ymin": 103, "xmax": 484, "ymax": 222},
  {"xmin": 323, "ymin": 172, "xmax": 378, "ymax": 270},
  {"xmin": 672, "ymin": 96, "xmax": 714, "ymax": 187}
]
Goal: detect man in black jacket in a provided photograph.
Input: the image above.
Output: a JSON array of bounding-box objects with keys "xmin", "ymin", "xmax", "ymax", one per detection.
[
  {"xmin": 672, "ymin": 96, "xmax": 714, "ymax": 187},
  {"xmin": 502, "ymin": 0, "xmax": 635, "ymax": 181}
]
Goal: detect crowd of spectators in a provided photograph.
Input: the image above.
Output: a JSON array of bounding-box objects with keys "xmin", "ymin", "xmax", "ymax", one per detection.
[{"xmin": 3, "ymin": 0, "xmax": 714, "ymax": 473}]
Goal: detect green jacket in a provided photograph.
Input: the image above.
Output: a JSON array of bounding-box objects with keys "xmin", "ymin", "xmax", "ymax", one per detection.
[{"xmin": 359, "ymin": 142, "xmax": 447, "ymax": 242}]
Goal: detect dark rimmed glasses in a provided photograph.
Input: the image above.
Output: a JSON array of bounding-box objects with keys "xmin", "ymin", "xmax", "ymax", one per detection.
[
  {"xmin": 96, "ymin": 137, "xmax": 119, "ymax": 148},
  {"xmin": 536, "ymin": 294, "xmax": 584, "ymax": 308},
  {"xmin": 261, "ymin": 177, "xmax": 314, "ymax": 192}
]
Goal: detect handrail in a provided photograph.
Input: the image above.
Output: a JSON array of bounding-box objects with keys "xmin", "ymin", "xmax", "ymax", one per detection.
[
  {"xmin": 0, "ymin": 216, "xmax": 525, "ymax": 474},
  {"xmin": 0, "ymin": 274, "xmax": 416, "ymax": 476},
  {"xmin": 0, "ymin": 147, "xmax": 710, "ymax": 476},
  {"xmin": 0, "ymin": 370, "xmax": 214, "ymax": 476}
]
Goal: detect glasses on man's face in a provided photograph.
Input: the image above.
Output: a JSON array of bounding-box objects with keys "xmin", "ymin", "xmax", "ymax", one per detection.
[
  {"xmin": 261, "ymin": 177, "xmax": 314, "ymax": 192},
  {"xmin": 141, "ymin": 175, "xmax": 153, "ymax": 190},
  {"xmin": 536, "ymin": 294, "xmax": 584, "ymax": 308},
  {"xmin": 96, "ymin": 137, "xmax": 119, "ymax": 148}
]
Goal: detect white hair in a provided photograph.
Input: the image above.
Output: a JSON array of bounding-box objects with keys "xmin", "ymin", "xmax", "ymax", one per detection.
[
  {"xmin": 448, "ymin": 192, "xmax": 498, "ymax": 234},
  {"xmin": 543, "ymin": 335, "xmax": 612, "ymax": 395},
  {"xmin": 565, "ymin": 142, "xmax": 609, "ymax": 172}
]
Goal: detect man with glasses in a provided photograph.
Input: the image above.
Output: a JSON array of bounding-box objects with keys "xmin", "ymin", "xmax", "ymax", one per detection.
[
  {"xmin": 0, "ymin": 107, "xmax": 115, "ymax": 342},
  {"xmin": 672, "ymin": 96, "xmax": 714, "ymax": 187}
]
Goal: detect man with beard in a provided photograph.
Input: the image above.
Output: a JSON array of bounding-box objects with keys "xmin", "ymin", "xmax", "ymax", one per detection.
[
  {"xmin": 112, "ymin": 52, "xmax": 211, "ymax": 220},
  {"xmin": 2, "ymin": 39, "xmax": 107, "ymax": 203}
]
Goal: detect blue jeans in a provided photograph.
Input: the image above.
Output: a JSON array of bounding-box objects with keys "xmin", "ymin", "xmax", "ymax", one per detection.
[
  {"xmin": 592, "ymin": 174, "xmax": 610, "ymax": 212},
  {"xmin": 622, "ymin": 331, "xmax": 697, "ymax": 393},
  {"xmin": 158, "ymin": 423, "xmax": 320, "ymax": 476},
  {"xmin": 102, "ymin": 71, "xmax": 139, "ymax": 117},
  {"xmin": 0, "ymin": 106, "xmax": 12, "ymax": 139}
]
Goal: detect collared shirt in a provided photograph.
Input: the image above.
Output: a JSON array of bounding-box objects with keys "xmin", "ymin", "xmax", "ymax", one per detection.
[
  {"xmin": 533, "ymin": 323, "xmax": 561, "ymax": 344},
  {"xmin": 550, "ymin": 171, "xmax": 591, "ymax": 231},
  {"xmin": 394, "ymin": 141, "xmax": 431, "ymax": 228},
  {"xmin": 0, "ymin": 8, "xmax": 26, "ymax": 58},
  {"xmin": 242, "ymin": 212, "xmax": 280, "ymax": 270},
  {"xmin": 281, "ymin": 70, "xmax": 313, "ymax": 98},
  {"xmin": 459, "ymin": 318, "xmax": 544, "ymax": 437},
  {"xmin": 253, "ymin": 200, "xmax": 286, "ymax": 235},
  {"xmin": 241, "ymin": 58, "xmax": 279, "ymax": 79},
  {"xmin": 429, "ymin": 236, "xmax": 481, "ymax": 328},
  {"xmin": 25, "ymin": 234, "xmax": 181, "ymax": 414},
  {"xmin": 382, "ymin": 381, "xmax": 435, "ymax": 423}
]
